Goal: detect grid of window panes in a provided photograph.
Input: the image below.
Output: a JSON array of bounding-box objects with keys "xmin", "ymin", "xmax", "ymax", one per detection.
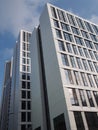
[
  {"xmin": 22, "ymin": 31, "xmax": 31, "ymax": 73},
  {"xmin": 50, "ymin": 6, "xmax": 98, "ymax": 130},
  {"xmin": 21, "ymin": 31, "xmax": 32, "ymax": 130}
]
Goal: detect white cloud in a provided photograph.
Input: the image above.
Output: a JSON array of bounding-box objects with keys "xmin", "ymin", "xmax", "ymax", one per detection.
[
  {"xmin": 0, "ymin": 0, "xmax": 55, "ymax": 37},
  {"xmin": 90, "ymin": 15, "xmax": 98, "ymax": 25}
]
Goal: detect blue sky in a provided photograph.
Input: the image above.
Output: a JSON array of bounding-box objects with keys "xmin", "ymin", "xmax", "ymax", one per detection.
[{"xmin": 0, "ymin": 0, "xmax": 98, "ymax": 103}]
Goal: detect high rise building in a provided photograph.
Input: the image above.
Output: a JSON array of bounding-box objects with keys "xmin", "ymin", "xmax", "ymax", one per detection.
[
  {"xmin": 0, "ymin": 30, "xmax": 32, "ymax": 130},
  {"xmin": 30, "ymin": 3, "xmax": 98, "ymax": 130},
  {"xmin": 0, "ymin": 60, "xmax": 12, "ymax": 130}
]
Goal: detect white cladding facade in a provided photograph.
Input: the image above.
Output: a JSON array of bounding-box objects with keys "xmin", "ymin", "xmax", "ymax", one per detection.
[
  {"xmin": 31, "ymin": 3, "xmax": 98, "ymax": 130},
  {"xmin": 8, "ymin": 30, "xmax": 32, "ymax": 130}
]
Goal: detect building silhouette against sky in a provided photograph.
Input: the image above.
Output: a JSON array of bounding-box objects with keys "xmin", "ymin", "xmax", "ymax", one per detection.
[{"xmin": 1, "ymin": 3, "xmax": 98, "ymax": 130}]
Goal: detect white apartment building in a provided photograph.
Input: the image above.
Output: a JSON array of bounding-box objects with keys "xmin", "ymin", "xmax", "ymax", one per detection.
[
  {"xmin": 8, "ymin": 30, "xmax": 32, "ymax": 130},
  {"xmin": 31, "ymin": 3, "xmax": 98, "ymax": 130}
]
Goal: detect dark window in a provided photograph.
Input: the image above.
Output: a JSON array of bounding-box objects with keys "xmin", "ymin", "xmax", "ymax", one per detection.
[
  {"xmin": 76, "ymin": 58, "xmax": 83, "ymax": 69},
  {"xmin": 94, "ymin": 75, "xmax": 98, "ymax": 88},
  {"xmin": 66, "ymin": 43, "xmax": 72, "ymax": 53},
  {"xmin": 27, "ymin": 82, "xmax": 30, "ymax": 89},
  {"xmin": 21, "ymin": 91, "xmax": 26, "ymax": 98},
  {"xmin": 82, "ymin": 59, "xmax": 89, "ymax": 71},
  {"xmin": 22, "ymin": 73, "xmax": 26, "ymax": 80},
  {"xmin": 79, "ymin": 89, "xmax": 87, "ymax": 106},
  {"xmin": 81, "ymin": 72, "xmax": 88, "ymax": 86},
  {"xmin": 88, "ymin": 61, "xmax": 95, "ymax": 72},
  {"xmin": 27, "ymin": 125, "xmax": 32, "ymax": 130},
  {"xmin": 84, "ymin": 40, "xmax": 94, "ymax": 49},
  {"xmin": 92, "ymin": 24, "xmax": 98, "ymax": 35},
  {"xmin": 90, "ymin": 34, "xmax": 98, "ymax": 42},
  {"xmin": 74, "ymin": 111, "xmax": 85, "ymax": 130},
  {"xmin": 85, "ymin": 112, "xmax": 98, "ymax": 130},
  {"xmin": 27, "ymin": 91, "xmax": 31, "ymax": 99},
  {"xmin": 53, "ymin": 113, "xmax": 67, "ymax": 130},
  {"xmin": 22, "ymin": 81, "xmax": 26, "ymax": 89},
  {"xmin": 27, "ymin": 74, "xmax": 30, "ymax": 80},
  {"xmin": 93, "ymin": 91, "xmax": 98, "ymax": 105},
  {"xmin": 69, "ymin": 88, "xmax": 79, "ymax": 106},
  {"xmin": 94, "ymin": 62, "xmax": 98, "ymax": 72},
  {"xmin": 70, "ymin": 56, "xmax": 76, "ymax": 68},
  {"xmin": 21, "ymin": 112, "xmax": 26, "ymax": 122},
  {"xmin": 74, "ymin": 71, "xmax": 82, "ymax": 85},
  {"xmin": 87, "ymin": 74, "xmax": 95, "ymax": 88},
  {"xmin": 83, "ymin": 49, "xmax": 90, "ymax": 58},
  {"xmin": 21, "ymin": 101, "xmax": 26, "ymax": 109},
  {"xmin": 35, "ymin": 127, "xmax": 41, "ymax": 130},
  {"xmin": 81, "ymin": 30, "xmax": 89, "ymax": 39},
  {"xmin": 78, "ymin": 47, "xmax": 84, "ymax": 57},
  {"xmin": 21, "ymin": 125, "xmax": 26, "ymax": 130},
  {"xmin": 75, "ymin": 36, "xmax": 84, "ymax": 46},
  {"xmin": 23, "ymin": 31, "xmax": 26, "ymax": 41},
  {"xmin": 27, "ymin": 112, "xmax": 31, "ymax": 122},
  {"xmin": 27, "ymin": 101, "xmax": 31, "ymax": 110},
  {"xmin": 86, "ymin": 90, "xmax": 94, "ymax": 107},
  {"xmin": 72, "ymin": 45, "xmax": 79, "ymax": 55}
]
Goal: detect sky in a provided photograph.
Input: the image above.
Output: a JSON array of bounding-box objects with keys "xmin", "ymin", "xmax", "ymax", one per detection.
[{"xmin": 0, "ymin": 0, "xmax": 98, "ymax": 104}]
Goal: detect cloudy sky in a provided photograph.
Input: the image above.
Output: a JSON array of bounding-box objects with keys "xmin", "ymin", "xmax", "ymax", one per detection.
[{"xmin": 0, "ymin": 0, "xmax": 98, "ymax": 103}]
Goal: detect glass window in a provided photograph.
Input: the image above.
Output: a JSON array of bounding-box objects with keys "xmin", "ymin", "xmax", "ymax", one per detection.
[
  {"xmin": 64, "ymin": 69, "xmax": 74, "ymax": 84},
  {"xmin": 51, "ymin": 6, "xmax": 57, "ymax": 18},
  {"xmin": 74, "ymin": 71, "xmax": 82, "ymax": 85},
  {"xmin": 82, "ymin": 59, "xmax": 89, "ymax": 71},
  {"xmin": 68, "ymin": 88, "xmax": 79, "ymax": 106},
  {"xmin": 79, "ymin": 89, "xmax": 87, "ymax": 106},
  {"xmin": 74, "ymin": 111, "xmax": 85, "ymax": 130},
  {"xmin": 70, "ymin": 56, "xmax": 76, "ymax": 68},
  {"xmin": 61, "ymin": 54, "xmax": 69, "ymax": 66},
  {"xmin": 81, "ymin": 72, "xmax": 88, "ymax": 86},
  {"xmin": 76, "ymin": 17, "xmax": 85, "ymax": 29},
  {"xmin": 93, "ymin": 91, "xmax": 98, "ymax": 105},
  {"xmin": 81, "ymin": 30, "xmax": 89, "ymax": 39},
  {"xmin": 58, "ymin": 40, "xmax": 65, "ymax": 51},
  {"xmin": 23, "ymin": 31, "xmax": 26, "ymax": 42},
  {"xmin": 83, "ymin": 48, "xmax": 90, "ymax": 58},
  {"xmin": 85, "ymin": 112, "xmax": 98, "ymax": 130},
  {"xmin": 27, "ymin": 66, "xmax": 30, "ymax": 72},
  {"xmin": 93, "ymin": 75, "xmax": 98, "ymax": 88},
  {"xmin": 84, "ymin": 21, "xmax": 94, "ymax": 33},
  {"xmin": 21, "ymin": 90, "xmax": 26, "ymax": 99},
  {"xmin": 23, "ymin": 51, "xmax": 26, "ymax": 57},
  {"xmin": 86, "ymin": 90, "xmax": 94, "ymax": 107},
  {"xmin": 61, "ymin": 23, "xmax": 70, "ymax": 32},
  {"xmin": 87, "ymin": 74, "xmax": 95, "ymax": 88},
  {"xmin": 27, "ymin": 52, "xmax": 30, "ymax": 57},
  {"xmin": 94, "ymin": 43, "xmax": 98, "ymax": 51},
  {"xmin": 23, "ymin": 43, "xmax": 26, "ymax": 50},
  {"xmin": 27, "ymin": 112, "xmax": 31, "ymax": 122},
  {"xmin": 22, "ymin": 73, "xmax": 26, "ymax": 80},
  {"xmin": 22, "ymin": 58, "xmax": 26, "ymax": 64},
  {"xmin": 55, "ymin": 29, "xmax": 62, "ymax": 39},
  {"xmin": 94, "ymin": 52, "xmax": 98, "ymax": 61},
  {"xmin": 90, "ymin": 34, "xmax": 98, "ymax": 42},
  {"xmin": 27, "ymin": 82, "xmax": 30, "ymax": 89},
  {"xmin": 84, "ymin": 40, "xmax": 94, "ymax": 49},
  {"xmin": 27, "ymin": 101, "xmax": 31, "ymax": 110},
  {"xmin": 27, "ymin": 44, "xmax": 30, "ymax": 51},
  {"xmin": 93, "ymin": 62, "xmax": 98, "ymax": 72},
  {"xmin": 78, "ymin": 47, "xmax": 84, "ymax": 57},
  {"xmin": 21, "ymin": 112, "xmax": 26, "ymax": 122},
  {"xmin": 57, "ymin": 9, "xmax": 67, "ymax": 22},
  {"xmin": 75, "ymin": 36, "xmax": 84, "ymax": 46},
  {"xmin": 53, "ymin": 19, "xmax": 59, "ymax": 28},
  {"xmin": 76, "ymin": 58, "xmax": 83, "ymax": 69},
  {"xmin": 27, "ymin": 91, "xmax": 31, "ymax": 99},
  {"xmin": 88, "ymin": 61, "xmax": 95, "ymax": 72},
  {"xmin": 71, "ymin": 26, "xmax": 80, "ymax": 35},
  {"xmin": 89, "ymin": 50, "xmax": 95, "ymax": 60},
  {"xmin": 66, "ymin": 43, "xmax": 72, "ymax": 53},
  {"xmin": 21, "ymin": 101, "xmax": 26, "ymax": 110},
  {"xmin": 22, "ymin": 65, "xmax": 26, "ymax": 71},
  {"xmin": 67, "ymin": 14, "xmax": 77, "ymax": 26},
  {"xmin": 63, "ymin": 32, "xmax": 74, "ymax": 42},
  {"xmin": 72, "ymin": 45, "xmax": 79, "ymax": 55},
  {"xmin": 22, "ymin": 81, "xmax": 26, "ymax": 89},
  {"xmin": 21, "ymin": 125, "xmax": 26, "ymax": 130},
  {"xmin": 92, "ymin": 24, "xmax": 98, "ymax": 35}
]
